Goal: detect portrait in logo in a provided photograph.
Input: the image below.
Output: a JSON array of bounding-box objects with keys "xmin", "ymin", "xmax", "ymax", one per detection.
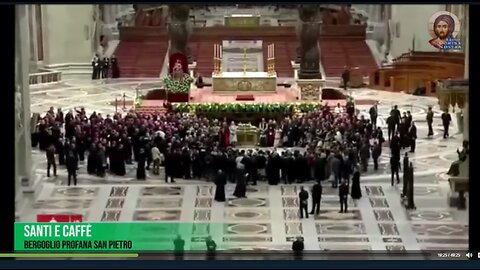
[{"xmin": 428, "ymin": 11, "xmax": 462, "ymax": 50}]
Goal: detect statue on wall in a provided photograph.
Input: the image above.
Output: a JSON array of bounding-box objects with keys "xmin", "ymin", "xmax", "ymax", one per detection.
[
  {"xmin": 168, "ymin": 5, "xmax": 193, "ymax": 64},
  {"xmin": 297, "ymin": 5, "xmax": 322, "ymax": 79}
]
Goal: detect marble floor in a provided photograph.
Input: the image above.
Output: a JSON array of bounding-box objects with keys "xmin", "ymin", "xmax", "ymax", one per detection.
[{"xmin": 21, "ymin": 77, "xmax": 469, "ymax": 252}]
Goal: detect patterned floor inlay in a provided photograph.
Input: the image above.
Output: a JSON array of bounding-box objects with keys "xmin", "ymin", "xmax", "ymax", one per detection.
[
  {"xmin": 105, "ymin": 198, "xmax": 125, "ymax": 208},
  {"xmin": 285, "ymin": 222, "xmax": 303, "ymax": 235},
  {"xmin": 101, "ymin": 210, "xmax": 121, "ymax": 221},
  {"xmin": 373, "ymin": 210, "xmax": 395, "ymax": 221},
  {"xmin": 33, "ymin": 199, "xmax": 92, "ymax": 209},
  {"xmin": 137, "ymin": 197, "xmax": 183, "ymax": 208},
  {"xmin": 133, "ymin": 210, "xmax": 181, "ymax": 221},
  {"xmin": 314, "ymin": 210, "xmax": 362, "ymax": 221},
  {"xmin": 283, "ymin": 209, "xmax": 300, "ymax": 220},
  {"xmin": 223, "ymin": 236, "xmax": 273, "ymax": 242},
  {"xmin": 191, "ymin": 223, "xmax": 210, "ymax": 236},
  {"xmin": 414, "ymin": 186, "xmax": 441, "ymax": 197},
  {"xmin": 226, "ymin": 185, "xmax": 269, "ymax": 197},
  {"xmin": 365, "ymin": 186, "xmax": 384, "ymax": 196},
  {"xmin": 316, "ymin": 223, "xmax": 366, "ymax": 235},
  {"xmin": 135, "ymin": 223, "xmax": 180, "ymax": 236},
  {"xmin": 319, "ymin": 196, "xmax": 357, "ymax": 208},
  {"xmin": 140, "ymin": 186, "xmax": 183, "ymax": 196},
  {"xmin": 411, "ymin": 224, "xmax": 468, "ymax": 237},
  {"xmin": 196, "ymin": 186, "xmax": 213, "ymax": 197},
  {"xmin": 417, "ymin": 238, "xmax": 468, "ymax": 244},
  {"xmin": 195, "ymin": 198, "xmax": 213, "ymax": 208},
  {"xmin": 224, "ymin": 223, "xmax": 271, "ymax": 235},
  {"xmin": 194, "ymin": 209, "xmax": 211, "ymax": 221},
  {"xmin": 378, "ymin": 223, "xmax": 400, "ymax": 235},
  {"xmin": 225, "ymin": 209, "xmax": 270, "ymax": 220},
  {"xmin": 51, "ymin": 187, "xmax": 98, "ymax": 198},
  {"xmin": 226, "ymin": 198, "xmax": 269, "ymax": 207},
  {"xmin": 385, "ymin": 245, "xmax": 406, "ymax": 251},
  {"xmin": 282, "ymin": 197, "xmax": 298, "ymax": 208},
  {"xmin": 407, "ymin": 210, "xmax": 454, "ymax": 222},
  {"xmin": 369, "ymin": 198, "xmax": 389, "ymax": 208},
  {"xmin": 383, "ymin": 237, "xmax": 403, "ymax": 243},
  {"xmin": 109, "ymin": 186, "xmax": 129, "ymax": 197},
  {"xmin": 319, "ymin": 237, "xmax": 369, "ymax": 243}
]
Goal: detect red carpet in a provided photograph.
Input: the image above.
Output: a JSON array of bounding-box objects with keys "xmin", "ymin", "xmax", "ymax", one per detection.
[{"xmin": 236, "ymin": 95, "xmax": 255, "ymax": 101}]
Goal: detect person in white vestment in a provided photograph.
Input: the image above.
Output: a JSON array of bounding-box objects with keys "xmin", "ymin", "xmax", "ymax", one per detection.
[{"xmin": 229, "ymin": 121, "xmax": 238, "ymax": 147}]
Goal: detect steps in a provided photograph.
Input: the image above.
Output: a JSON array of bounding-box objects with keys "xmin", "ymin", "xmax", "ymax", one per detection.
[
  {"xmin": 115, "ymin": 40, "xmax": 168, "ymax": 78},
  {"xmin": 320, "ymin": 39, "xmax": 378, "ymax": 77}
]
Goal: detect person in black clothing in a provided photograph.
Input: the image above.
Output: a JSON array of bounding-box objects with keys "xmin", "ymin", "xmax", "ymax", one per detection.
[
  {"xmin": 372, "ymin": 141, "xmax": 381, "ymax": 171},
  {"xmin": 346, "ymin": 99, "xmax": 355, "ymax": 119},
  {"xmin": 214, "ymin": 169, "xmax": 227, "ymax": 202},
  {"xmin": 233, "ymin": 172, "xmax": 247, "ymax": 198},
  {"xmin": 205, "ymin": 236, "xmax": 217, "ymax": 260},
  {"xmin": 314, "ymin": 153, "xmax": 326, "ymax": 182},
  {"xmin": 57, "ymin": 138, "xmax": 65, "ymax": 166},
  {"xmin": 110, "ymin": 55, "xmax": 120, "ymax": 78},
  {"xmin": 87, "ymin": 144, "xmax": 97, "ymax": 174},
  {"xmin": 426, "ymin": 106, "xmax": 434, "ymax": 137},
  {"xmin": 386, "ymin": 115, "xmax": 396, "ymax": 141},
  {"xmin": 390, "ymin": 132, "xmax": 401, "ymax": 158},
  {"xmin": 136, "ymin": 148, "xmax": 146, "ymax": 180},
  {"xmin": 91, "ymin": 55, "xmax": 100, "ymax": 80},
  {"xmin": 46, "ymin": 144, "xmax": 57, "ymax": 177},
  {"xmin": 369, "ymin": 103, "xmax": 378, "ymax": 128},
  {"xmin": 310, "ymin": 182, "xmax": 322, "ymax": 215},
  {"xmin": 103, "ymin": 58, "xmax": 110, "ymax": 78},
  {"xmin": 98, "ymin": 58, "xmax": 105, "ymax": 79},
  {"xmin": 181, "ymin": 148, "xmax": 192, "ymax": 179},
  {"xmin": 350, "ymin": 171, "xmax": 362, "ymax": 199},
  {"xmin": 390, "ymin": 105, "xmax": 401, "ymax": 131},
  {"xmin": 66, "ymin": 145, "xmax": 78, "ymax": 186},
  {"xmin": 173, "ymin": 235, "xmax": 185, "ymax": 260},
  {"xmin": 441, "ymin": 110, "xmax": 452, "ymax": 139},
  {"xmin": 164, "ymin": 151, "xmax": 176, "ymax": 183},
  {"xmin": 408, "ymin": 121, "xmax": 417, "ymax": 153},
  {"xmin": 291, "ymin": 236, "xmax": 304, "ymax": 260},
  {"xmin": 339, "ymin": 180, "xmax": 349, "ymax": 213},
  {"xmin": 298, "ymin": 186, "xmax": 309, "ymax": 219},
  {"xmin": 390, "ymin": 155, "xmax": 401, "ymax": 186}
]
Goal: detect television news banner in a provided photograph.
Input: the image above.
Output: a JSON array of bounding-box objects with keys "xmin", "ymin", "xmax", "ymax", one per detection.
[{"xmin": 19, "ymin": 216, "xmax": 133, "ymax": 252}]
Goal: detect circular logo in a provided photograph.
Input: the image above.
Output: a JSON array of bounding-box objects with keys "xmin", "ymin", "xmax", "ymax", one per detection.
[{"xmin": 428, "ymin": 11, "xmax": 461, "ymax": 39}]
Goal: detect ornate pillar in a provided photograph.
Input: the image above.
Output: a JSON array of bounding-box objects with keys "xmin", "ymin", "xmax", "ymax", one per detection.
[
  {"xmin": 298, "ymin": 5, "xmax": 322, "ymax": 79},
  {"xmin": 15, "ymin": 5, "xmax": 33, "ymax": 199},
  {"xmin": 168, "ymin": 5, "xmax": 192, "ymax": 63}
]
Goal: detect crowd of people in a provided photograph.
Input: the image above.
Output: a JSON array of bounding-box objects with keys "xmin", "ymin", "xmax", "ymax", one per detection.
[{"xmin": 33, "ymin": 101, "xmax": 453, "ymax": 212}]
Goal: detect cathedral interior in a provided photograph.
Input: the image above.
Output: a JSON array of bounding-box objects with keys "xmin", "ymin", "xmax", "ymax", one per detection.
[{"xmin": 15, "ymin": 4, "xmax": 469, "ymax": 253}]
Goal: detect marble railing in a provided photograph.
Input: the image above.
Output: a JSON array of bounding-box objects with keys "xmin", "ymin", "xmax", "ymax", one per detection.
[{"xmin": 29, "ymin": 69, "xmax": 62, "ymax": 86}]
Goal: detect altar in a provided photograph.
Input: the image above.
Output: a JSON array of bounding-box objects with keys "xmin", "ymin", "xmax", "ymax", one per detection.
[
  {"xmin": 212, "ymin": 71, "xmax": 277, "ymax": 92},
  {"xmin": 224, "ymin": 14, "xmax": 261, "ymax": 27}
]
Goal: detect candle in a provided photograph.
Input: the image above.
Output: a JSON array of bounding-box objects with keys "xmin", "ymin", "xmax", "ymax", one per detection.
[
  {"xmin": 273, "ymin": 44, "xmax": 275, "ymax": 57},
  {"xmin": 220, "ymin": 45, "xmax": 222, "ymax": 59},
  {"xmin": 268, "ymin": 45, "xmax": 271, "ymax": 59},
  {"xmin": 214, "ymin": 44, "xmax": 216, "ymax": 58}
]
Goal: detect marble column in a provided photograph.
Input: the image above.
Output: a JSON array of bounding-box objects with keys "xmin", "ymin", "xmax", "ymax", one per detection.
[{"xmin": 15, "ymin": 5, "xmax": 33, "ymax": 198}]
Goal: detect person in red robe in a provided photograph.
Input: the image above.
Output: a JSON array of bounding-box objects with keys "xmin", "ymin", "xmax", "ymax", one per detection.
[
  {"xmin": 221, "ymin": 122, "xmax": 230, "ymax": 147},
  {"xmin": 266, "ymin": 125, "xmax": 275, "ymax": 147}
]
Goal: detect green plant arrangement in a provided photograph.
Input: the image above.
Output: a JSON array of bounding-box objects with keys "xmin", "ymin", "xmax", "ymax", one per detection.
[
  {"xmin": 163, "ymin": 74, "xmax": 194, "ymax": 94},
  {"xmin": 172, "ymin": 103, "xmax": 322, "ymax": 114}
]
